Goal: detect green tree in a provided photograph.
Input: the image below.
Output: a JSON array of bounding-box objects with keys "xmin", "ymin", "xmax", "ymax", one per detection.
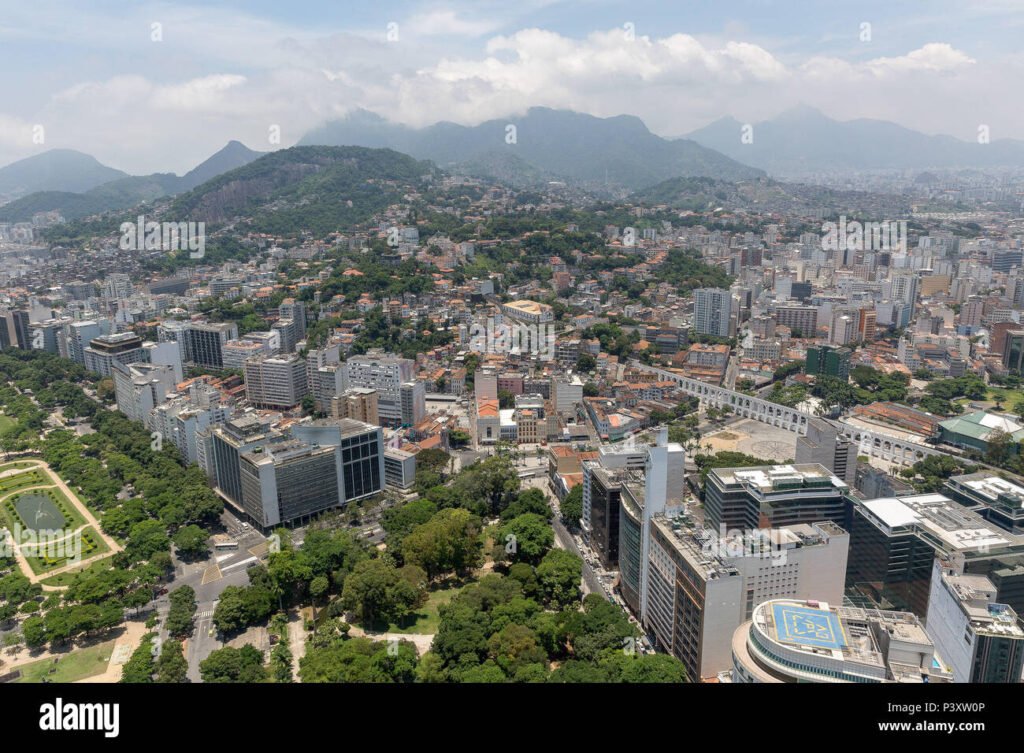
[
  {"xmin": 340, "ymin": 558, "xmax": 426, "ymax": 627},
  {"xmin": 200, "ymin": 645, "xmax": 268, "ymax": 683},
  {"xmin": 560, "ymin": 485, "xmax": 583, "ymax": 529},
  {"xmin": 536, "ymin": 549, "xmax": 583, "ymax": 608},
  {"xmin": 156, "ymin": 639, "xmax": 189, "ymax": 683},
  {"xmin": 166, "ymin": 585, "xmax": 197, "ymax": 639},
  {"xmin": 494, "ymin": 513, "xmax": 554, "ymax": 565},
  {"xmin": 172, "ymin": 525, "xmax": 209, "ymax": 560}
]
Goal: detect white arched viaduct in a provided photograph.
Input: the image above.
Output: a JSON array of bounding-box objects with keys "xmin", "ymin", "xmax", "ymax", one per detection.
[{"xmin": 629, "ymin": 361, "xmax": 945, "ymax": 468}]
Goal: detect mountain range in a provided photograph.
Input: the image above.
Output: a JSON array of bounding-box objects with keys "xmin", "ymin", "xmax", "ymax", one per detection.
[
  {"xmin": 298, "ymin": 107, "xmax": 766, "ymax": 190},
  {"xmin": 687, "ymin": 105, "xmax": 1024, "ymax": 175},
  {"xmin": 0, "ymin": 141, "xmax": 264, "ymax": 222}
]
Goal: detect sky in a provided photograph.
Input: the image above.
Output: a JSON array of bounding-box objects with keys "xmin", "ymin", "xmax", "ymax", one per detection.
[{"xmin": 0, "ymin": 0, "xmax": 1022, "ymax": 174}]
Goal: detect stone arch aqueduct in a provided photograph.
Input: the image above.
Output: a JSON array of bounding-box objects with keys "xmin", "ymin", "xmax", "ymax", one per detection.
[{"xmin": 629, "ymin": 362, "xmax": 944, "ymax": 468}]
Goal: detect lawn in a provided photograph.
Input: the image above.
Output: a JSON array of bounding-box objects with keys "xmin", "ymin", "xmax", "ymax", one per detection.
[
  {"xmin": 14, "ymin": 638, "xmax": 116, "ymax": 683},
  {"xmin": 986, "ymin": 387, "xmax": 1024, "ymax": 412},
  {"xmin": 0, "ymin": 460, "xmax": 33, "ymax": 475},
  {"xmin": 386, "ymin": 583, "xmax": 466, "ymax": 635},
  {"xmin": 0, "ymin": 415, "xmax": 14, "ymax": 433},
  {"xmin": 0, "ymin": 470, "xmax": 47, "ymax": 496}
]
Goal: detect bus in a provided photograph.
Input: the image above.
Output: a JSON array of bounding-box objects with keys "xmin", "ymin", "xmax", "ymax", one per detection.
[{"xmin": 213, "ymin": 541, "xmax": 239, "ymax": 551}]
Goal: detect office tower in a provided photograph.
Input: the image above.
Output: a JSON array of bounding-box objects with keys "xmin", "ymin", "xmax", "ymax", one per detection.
[
  {"xmin": 384, "ymin": 448, "xmax": 417, "ymax": 489},
  {"xmin": 645, "ymin": 522, "xmax": 849, "ymax": 680},
  {"xmin": 399, "ymin": 381, "xmax": 426, "ymax": 427},
  {"xmin": 584, "ymin": 465, "xmax": 623, "ymax": 568},
  {"xmin": 703, "ymin": 464, "xmax": 849, "ymax": 533},
  {"xmin": 847, "ymin": 492, "xmax": 1024, "ymax": 619},
  {"xmin": 64, "ymin": 281, "xmax": 97, "ymax": 300},
  {"xmin": 693, "ymin": 288, "xmax": 733, "ymax": 338},
  {"xmin": 774, "ymin": 305, "xmax": 818, "ymax": 338},
  {"xmin": 889, "ymin": 272, "xmax": 919, "ymax": 316},
  {"xmin": 290, "ymin": 418, "xmax": 385, "ymax": 507},
  {"xmin": 1004, "ymin": 331, "xmax": 1024, "ymax": 372},
  {"xmin": 925, "ymin": 559, "xmax": 1024, "ymax": 683},
  {"xmin": 945, "ymin": 472, "xmax": 1024, "ymax": 534},
  {"xmin": 790, "ymin": 281, "xmax": 812, "ymax": 302},
  {"xmin": 272, "ymin": 318, "xmax": 302, "ymax": 354},
  {"xmin": 66, "ymin": 320, "xmax": 103, "ymax": 365},
  {"xmin": 310, "ymin": 363, "xmax": 345, "ymax": 413},
  {"xmin": 616, "ymin": 434, "xmax": 685, "ymax": 619},
  {"xmin": 731, "ymin": 599, "xmax": 952, "ymax": 684},
  {"xmin": 239, "ymin": 438, "xmax": 341, "ymax": 529},
  {"xmin": 212, "ymin": 414, "xmax": 282, "ymax": 509},
  {"xmin": 29, "ymin": 319, "xmax": 64, "ymax": 354},
  {"xmin": 992, "ymin": 249, "xmax": 1024, "ymax": 274},
  {"xmin": 111, "ymin": 361, "xmax": 177, "ymax": 424},
  {"xmin": 796, "ymin": 418, "xmax": 857, "ymax": 486},
  {"xmin": 805, "ymin": 345, "xmax": 851, "ymax": 380},
  {"xmin": 279, "ymin": 298, "xmax": 307, "ymax": 337},
  {"xmin": 243, "ymin": 354, "xmax": 308, "ymax": 409},
  {"xmin": 84, "ymin": 332, "xmax": 145, "ymax": 377},
  {"xmin": 341, "ymin": 352, "xmax": 416, "ymax": 427},
  {"xmin": 151, "ymin": 397, "xmax": 230, "ymax": 465},
  {"xmin": 183, "ymin": 322, "xmax": 238, "ymax": 369},
  {"xmin": 829, "ymin": 311, "xmax": 857, "ymax": 346},
  {"xmin": 143, "ymin": 340, "xmax": 184, "ymax": 384},
  {"xmin": 857, "ymin": 308, "xmax": 877, "ymax": 342}
]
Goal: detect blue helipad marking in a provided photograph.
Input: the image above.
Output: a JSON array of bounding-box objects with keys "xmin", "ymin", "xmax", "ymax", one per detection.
[{"xmin": 772, "ymin": 603, "xmax": 846, "ymax": 650}]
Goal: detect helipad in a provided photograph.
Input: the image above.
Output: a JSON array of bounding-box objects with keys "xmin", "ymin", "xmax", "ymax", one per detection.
[{"xmin": 772, "ymin": 603, "xmax": 847, "ymax": 650}]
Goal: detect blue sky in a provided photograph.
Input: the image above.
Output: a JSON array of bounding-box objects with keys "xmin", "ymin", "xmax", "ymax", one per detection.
[{"xmin": 0, "ymin": 0, "xmax": 1021, "ymax": 173}]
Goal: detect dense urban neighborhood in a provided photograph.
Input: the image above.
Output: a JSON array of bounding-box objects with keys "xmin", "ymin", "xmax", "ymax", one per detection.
[{"xmin": 1, "ymin": 6, "xmax": 1024, "ymax": 724}]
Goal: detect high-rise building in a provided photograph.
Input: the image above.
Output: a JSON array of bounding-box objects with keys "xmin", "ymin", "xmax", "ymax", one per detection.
[
  {"xmin": 239, "ymin": 438, "xmax": 341, "ymax": 529},
  {"xmin": 945, "ymin": 472, "xmax": 1024, "ymax": 534},
  {"xmin": 847, "ymin": 492, "xmax": 1024, "ymax": 619},
  {"xmin": 290, "ymin": 418, "xmax": 385, "ymax": 508},
  {"xmin": 805, "ymin": 345, "xmax": 851, "ymax": 380},
  {"xmin": 796, "ymin": 418, "xmax": 857, "ymax": 486},
  {"xmin": 66, "ymin": 320, "xmax": 104, "ymax": 364},
  {"xmin": 400, "ymin": 381, "xmax": 426, "ymax": 427},
  {"xmin": 616, "ymin": 435, "xmax": 685, "ymax": 619},
  {"xmin": 84, "ymin": 332, "xmax": 145, "ymax": 376},
  {"xmin": 646, "ymin": 521, "xmax": 849, "ymax": 680},
  {"xmin": 774, "ymin": 305, "xmax": 818, "ymax": 338},
  {"xmin": 331, "ymin": 387, "xmax": 379, "ymax": 425},
  {"xmin": 243, "ymin": 354, "xmax": 308, "ymax": 409},
  {"xmin": 829, "ymin": 311, "xmax": 857, "ymax": 346},
  {"xmin": 341, "ymin": 352, "xmax": 416, "ymax": 427},
  {"xmin": 111, "ymin": 361, "xmax": 177, "ymax": 425},
  {"xmin": 183, "ymin": 322, "xmax": 238, "ymax": 369},
  {"xmin": 925, "ymin": 559, "xmax": 1024, "ymax": 683},
  {"xmin": 693, "ymin": 288, "xmax": 733, "ymax": 338},
  {"xmin": 703, "ymin": 464, "xmax": 850, "ymax": 534},
  {"xmin": 102, "ymin": 273, "xmax": 134, "ymax": 300},
  {"xmin": 384, "ymin": 447, "xmax": 417, "ymax": 490},
  {"xmin": 731, "ymin": 599, "xmax": 952, "ymax": 684},
  {"xmin": 212, "ymin": 414, "xmax": 282, "ymax": 509}
]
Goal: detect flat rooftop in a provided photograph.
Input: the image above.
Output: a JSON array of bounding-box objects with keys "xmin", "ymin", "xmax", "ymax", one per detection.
[
  {"xmin": 713, "ymin": 463, "xmax": 847, "ymax": 493},
  {"xmin": 860, "ymin": 493, "xmax": 1021, "ymax": 553}
]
